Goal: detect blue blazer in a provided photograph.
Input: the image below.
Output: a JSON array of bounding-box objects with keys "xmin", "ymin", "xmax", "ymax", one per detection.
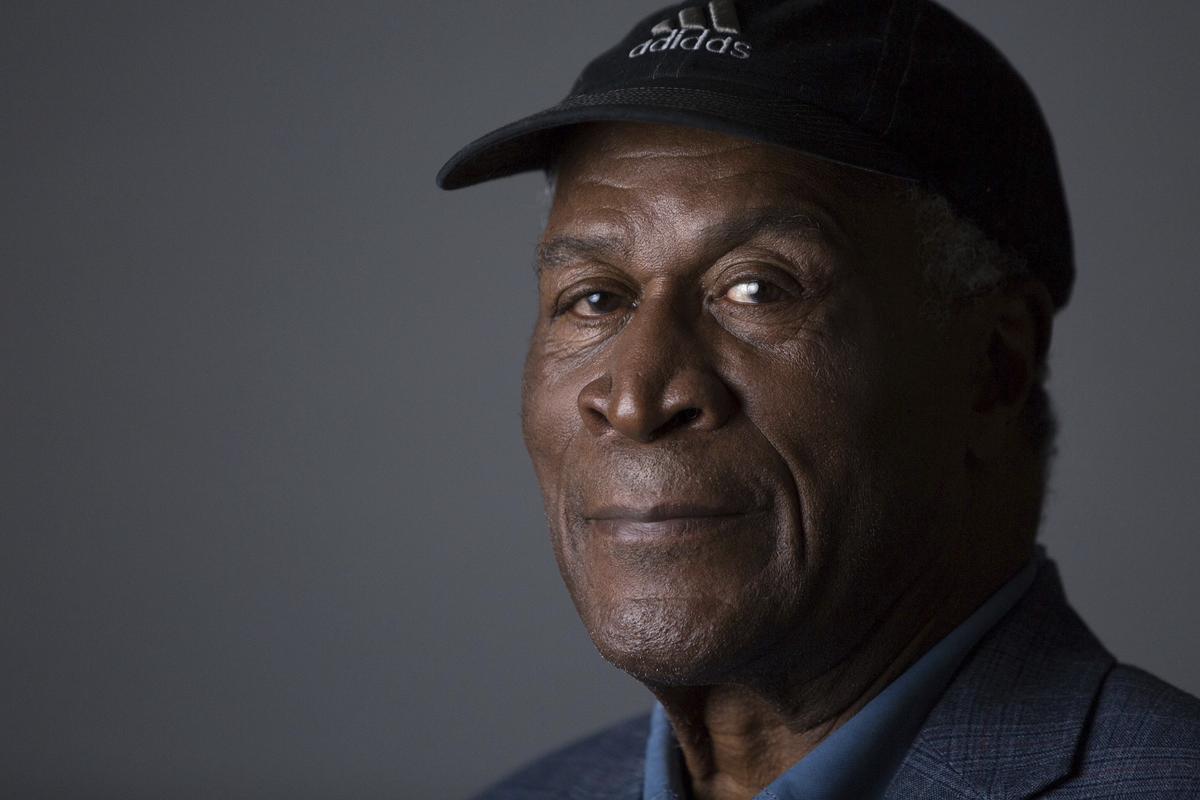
[{"xmin": 474, "ymin": 557, "xmax": 1200, "ymax": 799}]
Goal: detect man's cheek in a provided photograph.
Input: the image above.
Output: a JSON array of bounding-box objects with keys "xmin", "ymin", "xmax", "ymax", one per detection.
[{"xmin": 521, "ymin": 382, "xmax": 573, "ymax": 475}]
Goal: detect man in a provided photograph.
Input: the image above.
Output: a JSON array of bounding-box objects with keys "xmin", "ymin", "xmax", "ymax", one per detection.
[{"xmin": 437, "ymin": 1, "xmax": 1200, "ymax": 798}]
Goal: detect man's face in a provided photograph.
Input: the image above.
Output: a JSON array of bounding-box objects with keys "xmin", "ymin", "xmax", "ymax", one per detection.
[{"xmin": 521, "ymin": 122, "xmax": 982, "ymax": 686}]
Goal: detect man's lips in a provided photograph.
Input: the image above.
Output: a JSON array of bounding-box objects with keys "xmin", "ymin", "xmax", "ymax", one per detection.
[
  {"xmin": 584, "ymin": 501, "xmax": 754, "ymax": 523},
  {"xmin": 583, "ymin": 504, "xmax": 764, "ymax": 544}
]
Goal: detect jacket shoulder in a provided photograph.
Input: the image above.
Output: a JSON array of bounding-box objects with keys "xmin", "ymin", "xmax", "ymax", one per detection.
[
  {"xmin": 1094, "ymin": 663, "xmax": 1200, "ymax": 734},
  {"xmin": 470, "ymin": 712, "xmax": 650, "ymax": 800},
  {"xmin": 1047, "ymin": 663, "xmax": 1200, "ymax": 798}
]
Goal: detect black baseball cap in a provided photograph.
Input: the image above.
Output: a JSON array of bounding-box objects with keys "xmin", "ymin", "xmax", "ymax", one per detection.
[{"xmin": 436, "ymin": 0, "xmax": 1074, "ymax": 309}]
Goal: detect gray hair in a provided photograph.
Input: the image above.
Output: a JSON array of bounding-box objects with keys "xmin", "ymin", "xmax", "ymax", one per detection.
[
  {"xmin": 907, "ymin": 186, "xmax": 1030, "ymax": 312},
  {"xmin": 903, "ymin": 185, "xmax": 1057, "ymax": 477}
]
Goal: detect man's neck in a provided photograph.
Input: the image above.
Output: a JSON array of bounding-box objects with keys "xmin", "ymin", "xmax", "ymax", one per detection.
[{"xmin": 649, "ymin": 553, "xmax": 1032, "ymax": 800}]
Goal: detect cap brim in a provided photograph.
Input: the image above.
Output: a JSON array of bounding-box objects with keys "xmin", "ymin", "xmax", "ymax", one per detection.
[{"xmin": 436, "ymin": 85, "xmax": 921, "ymax": 190}]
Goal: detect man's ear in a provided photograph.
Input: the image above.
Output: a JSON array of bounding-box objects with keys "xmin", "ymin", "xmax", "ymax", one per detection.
[{"xmin": 968, "ymin": 277, "xmax": 1054, "ymax": 463}]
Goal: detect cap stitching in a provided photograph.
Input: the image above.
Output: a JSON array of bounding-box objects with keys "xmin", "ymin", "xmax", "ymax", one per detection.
[
  {"xmin": 555, "ymin": 87, "xmax": 884, "ymax": 141},
  {"xmin": 856, "ymin": 0, "xmax": 900, "ymax": 125},
  {"xmin": 882, "ymin": 4, "xmax": 923, "ymax": 136}
]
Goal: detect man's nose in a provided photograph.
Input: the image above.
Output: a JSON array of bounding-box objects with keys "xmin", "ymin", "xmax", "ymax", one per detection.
[{"xmin": 576, "ymin": 299, "xmax": 737, "ymax": 442}]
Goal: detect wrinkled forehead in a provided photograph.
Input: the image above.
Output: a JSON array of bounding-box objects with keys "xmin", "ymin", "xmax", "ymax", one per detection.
[{"xmin": 544, "ymin": 121, "xmax": 911, "ymax": 254}]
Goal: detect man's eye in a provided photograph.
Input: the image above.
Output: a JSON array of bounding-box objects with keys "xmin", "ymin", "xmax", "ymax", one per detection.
[
  {"xmin": 568, "ymin": 290, "xmax": 626, "ymax": 317},
  {"xmin": 723, "ymin": 279, "xmax": 787, "ymax": 304}
]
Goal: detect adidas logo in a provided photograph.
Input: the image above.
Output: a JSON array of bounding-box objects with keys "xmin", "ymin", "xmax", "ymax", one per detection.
[{"xmin": 629, "ymin": 0, "xmax": 751, "ymax": 60}]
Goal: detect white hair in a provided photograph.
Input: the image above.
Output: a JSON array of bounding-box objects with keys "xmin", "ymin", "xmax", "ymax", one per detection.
[
  {"xmin": 903, "ymin": 184, "xmax": 1057, "ymax": 471},
  {"xmin": 904, "ymin": 185, "xmax": 1031, "ymax": 313}
]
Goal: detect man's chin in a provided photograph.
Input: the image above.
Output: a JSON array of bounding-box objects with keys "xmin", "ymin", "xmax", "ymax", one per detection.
[{"xmin": 583, "ymin": 598, "xmax": 755, "ymax": 686}]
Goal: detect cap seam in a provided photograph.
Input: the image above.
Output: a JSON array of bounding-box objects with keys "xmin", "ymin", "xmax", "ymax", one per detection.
[
  {"xmin": 881, "ymin": 4, "xmax": 923, "ymax": 136},
  {"xmin": 856, "ymin": 0, "xmax": 900, "ymax": 125}
]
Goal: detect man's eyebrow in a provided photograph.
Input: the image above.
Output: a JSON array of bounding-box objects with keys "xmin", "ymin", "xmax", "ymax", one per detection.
[
  {"xmin": 534, "ymin": 234, "xmax": 627, "ymax": 276},
  {"xmin": 533, "ymin": 209, "xmax": 839, "ymax": 276}
]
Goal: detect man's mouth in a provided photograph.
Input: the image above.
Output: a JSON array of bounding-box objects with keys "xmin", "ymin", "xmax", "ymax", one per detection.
[
  {"xmin": 581, "ymin": 501, "xmax": 768, "ymax": 543},
  {"xmin": 584, "ymin": 501, "xmax": 751, "ymax": 523}
]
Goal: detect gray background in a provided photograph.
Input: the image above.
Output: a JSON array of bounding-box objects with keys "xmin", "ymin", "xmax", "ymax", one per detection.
[{"xmin": 3, "ymin": 1, "xmax": 1197, "ymax": 798}]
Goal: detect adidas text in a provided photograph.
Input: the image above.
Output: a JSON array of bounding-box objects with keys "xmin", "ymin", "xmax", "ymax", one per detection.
[
  {"xmin": 629, "ymin": 1, "xmax": 751, "ymax": 60},
  {"xmin": 629, "ymin": 28, "xmax": 751, "ymax": 60}
]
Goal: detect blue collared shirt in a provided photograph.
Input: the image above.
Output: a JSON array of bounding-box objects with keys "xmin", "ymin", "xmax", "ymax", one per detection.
[{"xmin": 642, "ymin": 560, "xmax": 1039, "ymax": 800}]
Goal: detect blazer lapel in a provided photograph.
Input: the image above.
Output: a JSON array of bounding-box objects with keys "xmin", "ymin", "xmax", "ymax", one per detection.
[{"xmin": 883, "ymin": 553, "xmax": 1116, "ymax": 800}]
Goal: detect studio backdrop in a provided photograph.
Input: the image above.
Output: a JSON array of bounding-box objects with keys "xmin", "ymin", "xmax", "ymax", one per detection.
[{"xmin": 3, "ymin": 1, "xmax": 1198, "ymax": 797}]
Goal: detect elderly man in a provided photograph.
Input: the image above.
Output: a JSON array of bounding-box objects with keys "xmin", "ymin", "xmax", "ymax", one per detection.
[{"xmin": 437, "ymin": 1, "xmax": 1200, "ymax": 798}]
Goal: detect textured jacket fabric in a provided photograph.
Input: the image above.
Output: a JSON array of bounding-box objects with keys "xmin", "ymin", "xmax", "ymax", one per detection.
[{"xmin": 473, "ymin": 557, "xmax": 1200, "ymax": 799}]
